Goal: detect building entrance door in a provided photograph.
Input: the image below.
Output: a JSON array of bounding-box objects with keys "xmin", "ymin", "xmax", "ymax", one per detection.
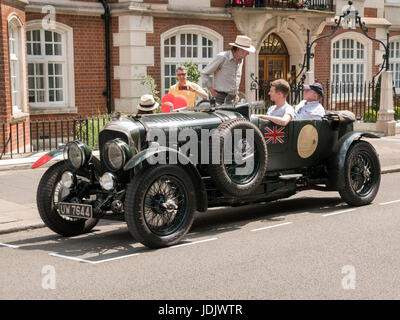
[
  {"xmin": 258, "ymin": 55, "xmax": 287, "ymax": 84},
  {"xmin": 257, "ymin": 33, "xmax": 289, "ymax": 101}
]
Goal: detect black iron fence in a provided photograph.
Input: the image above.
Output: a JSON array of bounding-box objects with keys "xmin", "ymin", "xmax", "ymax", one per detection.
[
  {"xmin": 251, "ymin": 80, "xmax": 384, "ymax": 121},
  {"xmin": 229, "ymin": 0, "xmax": 334, "ymax": 11},
  {"xmin": 0, "ymin": 115, "xmax": 111, "ymax": 159}
]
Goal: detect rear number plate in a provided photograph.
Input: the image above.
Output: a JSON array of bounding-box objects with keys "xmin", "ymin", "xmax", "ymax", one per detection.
[{"xmin": 58, "ymin": 203, "xmax": 93, "ymax": 219}]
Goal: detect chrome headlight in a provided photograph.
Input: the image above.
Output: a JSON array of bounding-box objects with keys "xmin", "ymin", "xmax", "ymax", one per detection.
[
  {"xmin": 61, "ymin": 171, "xmax": 75, "ymax": 189},
  {"xmin": 103, "ymin": 138, "xmax": 132, "ymax": 171},
  {"xmin": 100, "ymin": 172, "xmax": 116, "ymax": 191},
  {"xmin": 63, "ymin": 141, "xmax": 92, "ymax": 170}
]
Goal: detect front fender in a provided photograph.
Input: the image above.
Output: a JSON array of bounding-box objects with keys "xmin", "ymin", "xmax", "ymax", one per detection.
[
  {"xmin": 123, "ymin": 146, "xmax": 208, "ymax": 212},
  {"xmin": 32, "ymin": 145, "xmax": 66, "ymax": 169},
  {"xmin": 327, "ymin": 131, "xmax": 380, "ymax": 189},
  {"xmin": 123, "ymin": 146, "xmax": 194, "ymax": 171}
]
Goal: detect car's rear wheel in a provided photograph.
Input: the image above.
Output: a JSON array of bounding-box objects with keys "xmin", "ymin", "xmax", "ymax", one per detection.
[
  {"xmin": 209, "ymin": 119, "xmax": 268, "ymax": 196},
  {"xmin": 36, "ymin": 161, "xmax": 99, "ymax": 236},
  {"xmin": 124, "ymin": 165, "xmax": 196, "ymax": 248},
  {"xmin": 339, "ymin": 141, "xmax": 381, "ymax": 206}
]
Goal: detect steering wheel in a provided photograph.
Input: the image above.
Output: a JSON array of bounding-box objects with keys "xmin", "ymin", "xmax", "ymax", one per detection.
[{"xmin": 195, "ymin": 99, "xmax": 217, "ymax": 109}]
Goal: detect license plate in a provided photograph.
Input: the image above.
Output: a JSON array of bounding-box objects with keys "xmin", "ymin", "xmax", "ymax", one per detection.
[{"xmin": 58, "ymin": 202, "xmax": 93, "ymax": 219}]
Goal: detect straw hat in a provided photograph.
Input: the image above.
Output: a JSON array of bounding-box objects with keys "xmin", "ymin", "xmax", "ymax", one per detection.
[
  {"xmin": 229, "ymin": 35, "xmax": 255, "ymax": 53},
  {"xmin": 137, "ymin": 94, "xmax": 159, "ymax": 111}
]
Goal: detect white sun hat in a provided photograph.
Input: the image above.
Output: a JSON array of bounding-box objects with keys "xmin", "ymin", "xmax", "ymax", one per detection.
[
  {"xmin": 137, "ymin": 94, "xmax": 159, "ymax": 111},
  {"xmin": 229, "ymin": 35, "xmax": 256, "ymax": 53}
]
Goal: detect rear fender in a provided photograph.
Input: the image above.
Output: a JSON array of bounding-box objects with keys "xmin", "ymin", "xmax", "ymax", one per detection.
[{"xmin": 327, "ymin": 131, "xmax": 380, "ymax": 189}]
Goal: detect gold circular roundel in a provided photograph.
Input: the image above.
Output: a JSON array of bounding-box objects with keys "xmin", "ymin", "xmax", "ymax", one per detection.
[{"xmin": 297, "ymin": 124, "xmax": 318, "ymax": 159}]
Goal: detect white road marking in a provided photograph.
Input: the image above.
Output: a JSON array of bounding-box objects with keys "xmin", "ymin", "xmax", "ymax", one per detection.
[
  {"xmin": 251, "ymin": 222, "xmax": 292, "ymax": 232},
  {"xmin": 0, "ymin": 243, "xmax": 19, "ymax": 249},
  {"xmin": 322, "ymin": 209, "xmax": 356, "ymax": 217},
  {"xmin": 379, "ymin": 199, "xmax": 400, "ymax": 206},
  {"xmin": 49, "ymin": 252, "xmax": 140, "ymax": 264},
  {"xmin": 169, "ymin": 237, "xmax": 218, "ymax": 249},
  {"xmin": 380, "ymin": 138, "xmax": 400, "ymax": 143}
]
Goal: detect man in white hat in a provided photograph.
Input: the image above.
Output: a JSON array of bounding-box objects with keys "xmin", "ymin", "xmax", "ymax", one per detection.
[
  {"xmin": 201, "ymin": 35, "xmax": 255, "ymax": 105},
  {"xmin": 136, "ymin": 94, "xmax": 159, "ymax": 115}
]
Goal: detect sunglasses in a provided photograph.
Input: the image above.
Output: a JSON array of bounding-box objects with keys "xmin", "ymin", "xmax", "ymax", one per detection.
[{"xmin": 177, "ymin": 73, "xmax": 187, "ymax": 77}]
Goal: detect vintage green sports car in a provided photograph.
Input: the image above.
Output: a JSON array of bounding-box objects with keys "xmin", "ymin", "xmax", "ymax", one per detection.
[{"xmin": 32, "ymin": 102, "xmax": 381, "ymax": 248}]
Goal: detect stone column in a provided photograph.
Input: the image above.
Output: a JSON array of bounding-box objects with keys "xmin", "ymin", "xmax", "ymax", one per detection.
[
  {"xmin": 114, "ymin": 15, "xmax": 154, "ymax": 113},
  {"xmin": 304, "ymin": 71, "xmax": 315, "ymax": 85},
  {"xmin": 245, "ymin": 52, "xmax": 257, "ymax": 102},
  {"xmin": 376, "ymin": 70, "xmax": 396, "ymax": 136}
]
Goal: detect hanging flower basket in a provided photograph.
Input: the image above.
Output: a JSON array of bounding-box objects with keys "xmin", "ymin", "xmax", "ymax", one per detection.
[{"xmin": 289, "ymin": 0, "xmax": 303, "ymax": 8}]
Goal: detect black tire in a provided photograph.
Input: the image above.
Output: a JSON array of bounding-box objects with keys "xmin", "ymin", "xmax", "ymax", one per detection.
[
  {"xmin": 125, "ymin": 165, "xmax": 196, "ymax": 248},
  {"xmin": 208, "ymin": 118, "xmax": 268, "ymax": 196},
  {"xmin": 36, "ymin": 161, "xmax": 99, "ymax": 236},
  {"xmin": 339, "ymin": 141, "xmax": 381, "ymax": 206}
]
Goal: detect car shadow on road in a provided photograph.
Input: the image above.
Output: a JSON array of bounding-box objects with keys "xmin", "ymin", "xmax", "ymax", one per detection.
[
  {"xmin": 3, "ymin": 196, "xmax": 348, "ymax": 261},
  {"xmin": 3, "ymin": 223, "xmax": 151, "ymax": 263},
  {"xmin": 188, "ymin": 196, "xmax": 346, "ymax": 238}
]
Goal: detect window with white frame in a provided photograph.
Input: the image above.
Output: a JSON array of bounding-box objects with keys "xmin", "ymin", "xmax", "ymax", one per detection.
[
  {"xmin": 162, "ymin": 28, "xmax": 219, "ymax": 94},
  {"xmin": 332, "ymin": 38, "xmax": 367, "ymax": 95},
  {"xmin": 389, "ymin": 39, "xmax": 400, "ymax": 90},
  {"xmin": 26, "ymin": 21, "xmax": 75, "ymax": 113},
  {"xmin": 8, "ymin": 15, "xmax": 26, "ymax": 115},
  {"xmin": 27, "ymin": 29, "xmax": 64, "ymax": 104}
]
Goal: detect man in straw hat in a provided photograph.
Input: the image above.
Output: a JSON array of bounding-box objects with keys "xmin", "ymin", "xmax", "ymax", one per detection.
[
  {"xmin": 201, "ymin": 35, "xmax": 255, "ymax": 105},
  {"xmin": 136, "ymin": 94, "xmax": 159, "ymax": 115}
]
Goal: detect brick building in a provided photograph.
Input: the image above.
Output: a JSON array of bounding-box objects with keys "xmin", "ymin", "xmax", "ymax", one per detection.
[{"xmin": 0, "ymin": 0, "xmax": 399, "ymax": 153}]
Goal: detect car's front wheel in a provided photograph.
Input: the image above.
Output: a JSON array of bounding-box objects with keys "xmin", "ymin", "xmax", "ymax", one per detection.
[
  {"xmin": 124, "ymin": 165, "xmax": 196, "ymax": 248},
  {"xmin": 339, "ymin": 141, "xmax": 381, "ymax": 206},
  {"xmin": 36, "ymin": 161, "xmax": 99, "ymax": 236}
]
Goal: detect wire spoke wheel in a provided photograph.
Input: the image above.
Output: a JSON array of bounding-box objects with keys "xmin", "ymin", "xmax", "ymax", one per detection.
[
  {"xmin": 349, "ymin": 152, "xmax": 373, "ymax": 196},
  {"xmin": 143, "ymin": 176, "xmax": 187, "ymax": 236},
  {"xmin": 125, "ymin": 165, "xmax": 196, "ymax": 248}
]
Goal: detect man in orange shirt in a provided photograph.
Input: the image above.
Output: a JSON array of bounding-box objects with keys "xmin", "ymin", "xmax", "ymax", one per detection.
[{"xmin": 168, "ymin": 66, "xmax": 207, "ymax": 107}]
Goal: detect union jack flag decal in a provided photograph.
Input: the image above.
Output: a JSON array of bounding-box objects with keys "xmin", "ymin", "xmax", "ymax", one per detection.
[{"xmin": 264, "ymin": 126, "xmax": 285, "ymax": 144}]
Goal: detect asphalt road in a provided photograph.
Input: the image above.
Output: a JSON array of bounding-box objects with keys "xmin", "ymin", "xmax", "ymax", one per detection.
[{"xmin": 0, "ymin": 172, "xmax": 400, "ymax": 300}]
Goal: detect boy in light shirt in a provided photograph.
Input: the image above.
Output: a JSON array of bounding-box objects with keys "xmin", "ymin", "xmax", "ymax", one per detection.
[{"xmin": 255, "ymin": 79, "xmax": 294, "ymax": 126}]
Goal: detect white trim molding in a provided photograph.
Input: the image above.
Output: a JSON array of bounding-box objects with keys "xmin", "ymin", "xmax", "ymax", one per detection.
[
  {"xmin": 389, "ymin": 35, "xmax": 400, "ymax": 93},
  {"xmin": 7, "ymin": 12, "xmax": 28, "ymax": 117}
]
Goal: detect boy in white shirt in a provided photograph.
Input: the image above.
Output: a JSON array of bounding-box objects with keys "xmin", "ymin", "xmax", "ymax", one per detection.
[{"xmin": 255, "ymin": 79, "xmax": 294, "ymax": 126}]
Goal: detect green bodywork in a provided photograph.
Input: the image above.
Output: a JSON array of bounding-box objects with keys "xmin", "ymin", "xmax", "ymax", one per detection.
[{"xmin": 95, "ymin": 104, "xmax": 379, "ymax": 210}]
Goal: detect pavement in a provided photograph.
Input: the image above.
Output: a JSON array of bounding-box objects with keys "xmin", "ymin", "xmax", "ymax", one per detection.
[{"xmin": 1, "ymin": 135, "xmax": 400, "ymax": 236}]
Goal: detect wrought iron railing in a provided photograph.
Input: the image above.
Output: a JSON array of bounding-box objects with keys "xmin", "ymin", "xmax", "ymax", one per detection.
[
  {"xmin": 0, "ymin": 115, "xmax": 111, "ymax": 159},
  {"xmin": 229, "ymin": 0, "xmax": 334, "ymax": 11}
]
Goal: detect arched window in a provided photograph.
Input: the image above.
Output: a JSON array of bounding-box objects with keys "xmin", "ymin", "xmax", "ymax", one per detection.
[
  {"xmin": 27, "ymin": 21, "xmax": 75, "ymax": 113},
  {"xmin": 259, "ymin": 33, "xmax": 288, "ymax": 55},
  {"xmin": 8, "ymin": 14, "xmax": 27, "ymax": 115},
  {"xmin": 389, "ymin": 38, "xmax": 400, "ymax": 89},
  {"xmin": 331, "ymin": 34, "xmax": 369, "ymax": 96},
  {"xmin": 332, "ymin": 39, "xmax": 366, "ymax": 84},
  {"xmin": 161, "ymin": 26, "xmax": 222, "ymax": 94}
]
